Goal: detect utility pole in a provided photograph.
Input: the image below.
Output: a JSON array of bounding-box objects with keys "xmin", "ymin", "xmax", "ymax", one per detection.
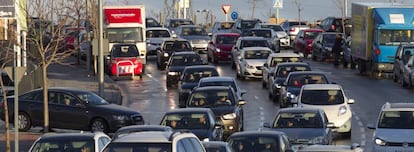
[
  {"xmin": 98, "ymin": 0, "xmax": 104, "ymax": 96},
  {"xmin": 251, "ymin": 0, "xmax": 257, "ymax": 18},
  {"xmin": 294, "ymin": 0, "xmax": 303, "ymax": 27}
]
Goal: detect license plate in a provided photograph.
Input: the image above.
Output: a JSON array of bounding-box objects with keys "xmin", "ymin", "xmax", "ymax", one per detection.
[{"xmin": 256, "ymin": 71, "xmax": 262, "ymax": 74}]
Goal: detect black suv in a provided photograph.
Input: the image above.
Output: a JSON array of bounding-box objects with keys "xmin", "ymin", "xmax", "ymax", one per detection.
[
  {"xmin": 166, "ymin": 51, "xmax": 204, "ymax": 88},
  {"xmin": 156, "ymin": 38, "xmax": 193, "ymax": 70},
  {"xmin": 319, "ymin": 17, "xmax": 352, "ymax": 34},
  {"xmin": 186, "ymin": 86, "xmax": 246, "ymax": 138},
  {"xmin": 231, "ymin": 18, "xmax": 262, "ymax": 35}
]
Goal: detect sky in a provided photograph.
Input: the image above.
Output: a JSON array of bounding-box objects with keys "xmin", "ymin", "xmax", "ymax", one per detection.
[{"xmin": 105, "ymin": 0, "xmax": 414, "ymax": 23}]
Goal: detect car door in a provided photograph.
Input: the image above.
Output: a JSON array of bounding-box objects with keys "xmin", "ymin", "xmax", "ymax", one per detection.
[
  {"xmin": 312, "ymin": 34, "xmax": 323, "ymax": 56},
  {"xmin": 19, "ymin": 91, "xmax": 45, "ymax": 127},
  {"xmin": 394, "ymin": 46, "xmax": 404, "ymax": 79},
  {"xmin": 52, "ymin": 91, "xmax": 90, "ymax": 130},
  {"xmin": 294, "ymin": 30, "xmax": 304, "ymax": 51}
]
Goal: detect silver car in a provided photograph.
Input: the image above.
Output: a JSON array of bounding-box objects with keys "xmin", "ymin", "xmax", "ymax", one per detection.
[
  {"xmin": 146, "ymin": 27, "xmax": 172, "ymax": 56},
  {"xmin": 255, "ymin": 23, "xmax": 290, "ymax": 47},
  {"xmin": 176, "ymin": 25, "xmax": 210, "ymax": 53}
]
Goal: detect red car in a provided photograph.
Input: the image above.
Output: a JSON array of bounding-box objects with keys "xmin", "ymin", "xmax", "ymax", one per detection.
[
  {"xmin": 62, "ymin": 27, "xmax": 86, "ymax": 50},
  {"xmin": 207, "ymin": 33, "xmax": 240, "ymax": 64},
  {"xmin": 107, "ymin": 44, "xmax": 143, "ymax": 79},
  {"xmin": 293, "ymin": 29, "xmax": 324, "ymax": 58}
]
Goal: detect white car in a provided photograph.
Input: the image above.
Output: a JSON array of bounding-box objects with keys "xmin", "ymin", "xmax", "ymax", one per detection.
[
  {"xmin": 146, "ymin": 27, "xmax": 172, "ymax": 56},
  {"xmin": 295, "ymin": 84, "xmax": 354, "ymax": 137},
  {"xmin": 235, "ymin": 47, "xmax": 272, "ymax": 80},
  {"xmin": 367, "ymin": 102, "xmax": 414, "ymax": 152}
]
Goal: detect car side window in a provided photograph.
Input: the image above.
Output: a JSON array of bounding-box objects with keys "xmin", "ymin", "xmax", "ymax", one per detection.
[
  {"xmin": 21, "ymin": 91, "xmax": 39, "ymax": 101},
  {"xmin": 98, "ymin": 137, "xmax": 111, "ymax": 151},
  {"xmin": 48, "ymin": 91, "xmax": 59, "ymax": 104},
  {"xmin": 182, "ymin": 138, "xmax": 195, "ymax": 152},
  {"xmin": 189, "ymin": 137, "xmax": 204, "ymax": 152},
  {"xmin": 177, "ymin": 139, "xmax": 186, "ymax": 152}
]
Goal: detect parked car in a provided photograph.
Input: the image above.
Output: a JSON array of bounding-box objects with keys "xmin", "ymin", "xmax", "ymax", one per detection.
[
  {"xmin": 106, "ymin": 43, "xmax": 143, "ymax": 80},
  {"xmin": 295, "ymin": 84, "xmax": 354, "ymax": 137},
  {"xmin": 263, "ymin": 107, "xmax": 334, "ymax": 145},
  {"xmin": 160, "ymin": 108, "xmax": 224, "ymax": 141},
  {"xmin": 176, "ymin": 25, "xmax": 210, "ymax": 52},
  {"xmin": 207, "ymin": 33, "xmax": 240, "ymax": 64},
  {"xmin": 295, "ymin": 144, "xmax": 363, "ymax": 152},
  {"xmin": 203, "ymin": 141, "xmax": 234, "ymax": 152},
  {"xmin": 163, "ymin": 18, "xmax": 194, "ymax": 34},
  {"xmin": 255, "ymin": 23, "xmax": 290, "ymax": 48},
  {"xmin": 227, "ymin": 131, "xmax": 294, "ymax": 152},
  {"xmin": 178, "ymin": 65, "xmax": 220, "ymax": 107},
  {"xmin": 235, "ymin": 47, "xmax": 272, "ymax": 80},
  {"xmin": 166, "ymin": 51, "xmax": 204, "ymax": 88},
  {"xmin": 146, "ymin": 27, "xmax": 172, "ymax": 57},
  {"xmin": 186, "ymin": 86, "xmax": 246, "ymax": 138},
  {"xmin": 311, "ymin": 32, "xmax": 344, "ymax": 61},
  {"xmin": 278, "ymin": 71, "xmax": 331, "ymax": 108},
  {"xmin": 102, "ymin": 131, "xmax": 206, "ymax": 152},
  {"xmin": 231, "ymin": 36, "xmax": 272, "ymax": 69},
  {"xmin": 112, "ymin": 125, "xmax": 172, "ymax": 140},
  {"xmin": 367, "ymin": 102, "xmax": 414, "ymax": 152},
  {"xmin": 399, "ymin": 55, "xmax": 414, "ymax": 88},
  {"xmin": 319, "ymin": 17, "xmax": 352, "ymax": 34},
  {"xmin": 62, "ymin": 27, "xmax": 86, "ymax": 50},
  {"xmin": 293, "ymin": 29, "xmax": 324, "ymax": 58},
  {"xmin": 210, "ymin": 21, "xmax": 235, "ymax": 34},
  {"xmin": 262, "ymin": 52, "xmax": 302, "ymax": 89},
  {"xmin": 145, "ymin": 17, "xmax": 161, "ymax": 28},
  {"xmin": 242, "ymin": 28, "xmax": 280, "ymax": 52},
  {"xmin": 0, "ymin": 87, "xmax": 145, "ymax": 133},
  {"xmin": 231, "ymin": 18, "xmax": 262, "ymax": 35},
  {"xmin": 197, "ymin": 76, "xmax": 247, "ymax": 98},
  {"xmin": 280, "ymin": 20, "xmax": 309, "ymax": 45},
  {"xmin": 392, "ymin": 45, "xmax": 414, "ymax": 84},
  {"xmin": 74, "ymin": 30, "xmax": 93, "ymax": 59},
  {"xmin": 28, "ymin": 132, "xmax": 111, "ymax": 152},
  {"xmin": 269, "ymin": 62, "xmax": 311, "ymax": 102},
  {"xmin": 156, "ymin": 38, "xmax": 193, "ymax": 70}
]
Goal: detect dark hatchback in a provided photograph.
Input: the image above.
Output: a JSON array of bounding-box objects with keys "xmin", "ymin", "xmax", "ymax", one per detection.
[
  {"xmin": 311, "ymin": 32, "xmax": 343, "ymax": 61},
  {"xmin": 227, "ymin": 131, "xmax": 294, "ymax": 152},
  {"xmin": 0, "ymin": 87, "xmax": 144, "ymax": 133},
  {"xmin": 160, "ymin": 108, "xmax": 224, "ymax": 141},
  {"xmin": 278, "ymin": 71, "xmax": 331, "ymax": 108},
  {"xmin": 156, "ymin": 38, "xmax": 193, "ymax": 70},
  {"xmin": 166, "ymin": 51, "xmax": 204, "ymax": 88},
  {"xmin": 186, "ymin": 86, "xmax": 246, "ymax": 138},
  {"xmin": 178, "ymin": 65, "xmax": 219, "ymax": 107}
]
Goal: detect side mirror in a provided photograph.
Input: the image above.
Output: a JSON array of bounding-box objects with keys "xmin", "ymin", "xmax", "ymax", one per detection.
[
  {"xmin": 367, "ymin": 123, "xmax": 376, "ymax": 130},
  {"xmin": 347, "ymin": 98, "xmax": 355, "ymax": 104},
  {"xmin": 237, "ymin": 56, "xmax": 242, "ymax": 60},
  {"xmin": 240, "ymin": 89, "xmax": 247, "ymax": 96},
  {"xmin": 326, "ymin": 122, "xmax": 336, "ymax": 128},
  {"xmin": 237, "ymin": 100, "xmax": 247, "ymax": 105},
  {"xmin": 156, "ymin": 47, "xmax": 161, "ymax": 51},
  {"xmin": 208, "ymin": 33, "xmax": 213, "ymax": 36},
  {"xmin": 215, "ymin": 120, "xmax": 224, "ymax": 128},
  {"xmin": 233, "ymin": 46, "xmax": 237, "ymax": 50},
  {"xmin": 172, "ymin": 33, "xmax": 177, "ymax": 38},
  {"xmin": 290, "ymin": 97, "xmax": 298, "ymax": 104},
  {"xmin": 282, "ymin": 82, "xmax": 287, "ymax": 86},
  {"xmin": 263, "ymin": 122, "xmax": 271, "ymax": 128},
  {"xmin": 264, "ymin": 63, "xmax": 268, "ymax": 67}
]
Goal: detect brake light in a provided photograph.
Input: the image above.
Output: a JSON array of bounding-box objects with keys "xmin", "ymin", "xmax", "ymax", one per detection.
[
  {"xmin": 331, "ymin": 25, "xmax": 335, "ymax": 31},
  {"xmin": 375, "ymin": 49, "xmax": 381, "ymax": 55},
  {"xmin": 290, "ymin": 28, "xmax": 295, "ymax": 32}
]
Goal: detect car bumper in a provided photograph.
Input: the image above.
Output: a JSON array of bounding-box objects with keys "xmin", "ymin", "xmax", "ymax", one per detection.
[
  {"xmin": 192, "ymin": 43, "xmax": 208, "ymax": 51},
  {"xmin": 279, "ymin": 38, "xmax": 290, "ymax": 47},
  {"xmin": 166, "ymin": 74, "xmax": 180, "ymax": 85},
  {"xmin": 221, "ymin": 118, "xmax": 239, "ymax": 136},
  {"xmin": 214, "ymin": 52, "xmax": 232, "ymax": 61},
  {"xmin": 243, "ymin": 68, "xmax": 263, "ymax": 78},
  {"xmin": 373, "ymin": 145, "xmax": 414, "ymax": 152},
  {"xmin": 332, "ymin": 117, "xmax": 352, "ymax": 133},
  {"xmin": 110, "ymin": 65, "xmax": 143, "ymax": 76}
]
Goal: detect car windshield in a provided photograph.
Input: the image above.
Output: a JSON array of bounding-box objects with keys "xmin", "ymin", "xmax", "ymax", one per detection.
[
  {"xmin": 300, "ymin": 89, "xmax": 344, "ymax": 105},
  {"xmin": 271, "ymin": 57, "xmax": 301, "ymax": 66},
  {"xmin": 216, "ymin": 35, "xmax": 239, "ymax": 44},
  {"xmin": 164, "ymin": 41, "xmax": 192, "ymax": 52},
  {"xmin": 74, "ymin": 91, "xmax": 109, "ymax": 105},
  {"xmin": 199, "ymin": 81, "xmax": 237, "ymax": 92},
  {"xmin": 241, "ymin": 20, "xmax": 257, "ymax": 29},
  {"xmin": 170, "ymin": 55, "xmax": 202, "ymax": 66},
  {"xmin": 103, "ymin": 143, "xmax": 171, "ymax": 152},
  {"xmin": 245, "ymin": 30, "xmax": 272, "ymax": 38},
  {"xmin": 181, "ymin": 27, "xmax": 207, "ymax": 36},
  {"xmin": 378, "ymin": 111, "xmax": 414, "ymax": 129},
  {"xmin": 31, "ymin": 139, "xmax": 94, "ymax": 152},
  {"xmin": 219, "ymin": 22, "xmax": 234, "ymax": 30},
  {"xmin": 322, "ymin": 34, "xmax": 337, "ymax": 45},
  {"xmin": 287, "ymin": 74, "xmax": 328, "ymax": 87},
  {"xmin": 276, "ymin": 66, "xmax": 310, "ymax": 78},
  {"xmin": 261, "ymin": 25, "xmax": 284, "ymax": 32},
  {"xmin": 274, "ymin": 112, "xmax": 323, "ymax": 128},
  {"xmin": 146, "ymin": 30, "xmax": 170, "ymax": 38},
  {"xmin": 305, "ymin": 31, "xmax": 321, "ymax": 39},
  {"xmin": 229, "ymin": 136, "xmax": 280, "ymax": 152},
  {"xmin": 188, "ymin": 90, "xmax": 235, "ymax": 107},
  {"xmin": 241, "ymin": 40, "xmax": 269, "ymax": 48},
  {"xmin": 244, "ymin": 50, "xmax": 270, "ymax": 59},
  {"xmin": 161, "ymin": 113, "xmax": 210, "ymax": 129},
  {"xmin": 111, "ymin": 45, "xmax": 139, "ymax": 57},
  {"xmin": 183, "ymin": 70, "xmax": 216, "ymax": 82}
]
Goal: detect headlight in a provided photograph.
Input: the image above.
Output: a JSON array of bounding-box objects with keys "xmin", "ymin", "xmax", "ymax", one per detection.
[
  {"xmin": 203, "ymin": 138, "xmax": 210, "ymax": 142},
  {"xmin": 275, "ymin": 83, "xmax": 282, "ymax": 89},
  {"xmin": 246, "ymin": 64, "xmax": 254, "ymax": 69},
  {"xmin": 112, "ymin": 115, "xmax": 129, "ymax": 121},
  {"xmin": 339, "ymin": 105, "xmax": 347, "ymax": 115},
  {"xmin": 311, "ymin": 136, "xmax": 325, "ymax": 144},
  {"xmin": 375, "ymin": 138, "xmax": 386, "ymax": 146},
  {"xmin": 222, "ymin": 113, "xmax": 237, "ymax": 120},
  {"xmin": 216, "ymin": 48, "xmax": 221, "ymax": 52},
  {"xmin": 168, "ymin": 71, "xmax": 178, "ymax": 75},
  {"xmin": 163, "ymin": 52, "xmax": 169, "ymax": 57},
  {"xmin": 286, "ymin": 92, "xmax": 296, "ymax": 99}
]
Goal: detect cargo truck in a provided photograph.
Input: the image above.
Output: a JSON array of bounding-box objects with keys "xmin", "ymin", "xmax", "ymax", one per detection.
[
  {"xmin": 103, "ymin": 5, "xmax": 147, "ymax": 73},
  {"xmin": 350, "ymin": 3, "xmax": 414, "ymax": 75}
]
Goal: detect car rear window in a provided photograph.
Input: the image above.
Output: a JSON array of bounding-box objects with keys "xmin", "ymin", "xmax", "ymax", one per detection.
[
  {"xmin": 111, "ymin": 45, "xmax": 139, "ymax": 57},
  {"xmin": 378, "ymin": 111, "xmax": 414, "ymax": 129},
  {"xmin": 103, "ymin": 143, "xmax": 171, "ymax": 152},
  {"xmin": 274, "ymin": 112, "xmax": 323, "ymax": 128},
  {"xmin": 241, "ymin": 40, "xmax": 269, "ymax": 48},
  {"xmin": 288, "ymin": 74, "xmax": 328, "ymax": 87},
  {"xmin": 300, "ymin": 89, "xmax": 344, "ymax": 105}
]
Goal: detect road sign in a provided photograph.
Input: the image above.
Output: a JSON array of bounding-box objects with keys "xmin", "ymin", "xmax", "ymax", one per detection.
[
  {"xmin": 0, "ymin": 0, "xmax": 15, "ymax": 18},
  {"xmin": 273, "ymin": 0, "xmax": 283, "ymax": 8},
  {"xmin": 231, "ymin": 11, "xmax": 238, "ymax": 20},
  {"xmin": 222, "ymin": 4, "xmax": 231, "ymax": 14},
  {"xmin": 5, "ymin": 66, "xmax": 26, "ymax": 81}
]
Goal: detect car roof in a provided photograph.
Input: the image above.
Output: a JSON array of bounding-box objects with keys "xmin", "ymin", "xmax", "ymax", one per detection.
[
  {"xmin": 36, "ymin": 132, "xmax": 104, "ymax": 141},
  {"xmin": 164, "ymin": 38, "xmax": 189, "ymax": 42},
  {"xmin": 32, "ymin": 87, "xmax": 91, "ymax": 93},
  {"xmin": 239, "ymin": 36, "xmax": 268, "ymax": 40},
  {"xmin": 302, "ymin": 84, "xmax": 342, "ymax": 90},
  {"xmin": 200, "ymin": 76, "xmax": 234, "ymax": 83},
  {"xmin": 278, "ymin": 107, "xmax": 322, "ymax": 113},
  {"xmin": 165, "ymin": 107, "xmax": 212, "ymax": 114},
  {"xmin": 269, "ymin": 52, "xmax": 301, "ymax": 58},
  {"xmin": 257, "ymin": 23, "xmax": 279, "ymax": 26},
  {"xmin": 172, "ymin": 51, "xmax": 199, "ymax": 56},
  {"xmin": 247, "ymin": 28, "xmax": 273, "ymax": 31},
  {"xmin": 301, "ymin": 29, "xmax": 324, "ymax": 32},
  {"xmin": 116, "ymin": 125, "xmax": 172, "ymax": 133},
  {"xmin": 288, "ymin": 71, "xmax": 327, "ymax": 76},
  {"xmin": 194, "ymin": 86, "xmax": 232, "ymax": 91},
  {"xmin": 111, "ymin": 131, "xmax": 172, "ymax": 143},
  {"xmin": 229, "ymin": 130, "xmax": 285, "ymax": 138},
  {"xmin": 382, "ymin": 102, "xmax": 414, "ymax": 111},
  {"xmin": 276, "ymin": 62, "xmax": 309, "ymax": 67},
  {"xmin": 241, "ymin": 47, "xmax": 272, "ymax": 51},
  {"xmin": 179, "ymin": 25, "xmax": 203, "ymax": 28},
  {"xmin": 321, "ymin": 32, "xmax": 343, "ymax": 35},
  {"xmin": 146, "ymin": 27, "xmax": 169, "ymax": 31}
]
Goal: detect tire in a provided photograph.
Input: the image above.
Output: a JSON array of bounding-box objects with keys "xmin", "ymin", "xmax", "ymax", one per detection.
[
  {"xmin": 343, "ymin": 61, "xmax": 348, "ymax": 68},
  {"xmin": 303, "ymin": 51, "xmax": 308, "ymax": 59},
  {"xmin": 18, "ymin": 112, "xmax": 31, "ymax": 132},
  {"xmin": 319, "ymin": 50, "xmax": 325, "ymax": 62},
  {"xmin": 261, "ymin": 79, "xmax": 267, "ymax": 88},
  {"xmin": 392, "ymin": 71, "xmax": 398, "ymax": 82},
  {"xmin": 90, "ymin": 118, "xmax": 108, "ymax": 133},
  {"xmin": 166, "ymin": 81, "xmax": 171, "ymax": 88},
  {"xmin": 239, "ymin": 115, "xmax": 244, "ymax": 131},
  {"xmin": 207, "ymin": 54, "xmax": 211, "ymax": 62},
  {"xmin": 156, "ymin": 58, "xmax": 161, "ymax": 70},
  {"xmin": 212, "ymin": 56, "xmax": 218, "ymax": 64},
  {"xmin": 401, "ymin": 75, "xmax": 408, "ymax": 88},
  {"xmin": 141, "ymin": 64, "xmax": 146, "ymax": 74},
  {"xmin": 312, "ymin": 53, "xmax": 317, "ymax": 61},
  {"xmin": 342, "ymin": 130, "xmax": 352, "ymax": 138},
  {"xmin": 231, "ymin": 61, "xmax": 236, "ymax": 69},
  {"xmin": 268, "ymin": 91, "xmax": 272, "ymax": 99}
]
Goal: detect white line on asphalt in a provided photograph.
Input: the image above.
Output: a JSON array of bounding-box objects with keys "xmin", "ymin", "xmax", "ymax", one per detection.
[
  {"xmin": 361, "ymin": 140, "xmax": 366, "ymax": 146},
  {"xmin": 354, "ymin": 115, "xmax": 360, "ymax": 121},
  {"xmin": 358, "ymin": 121, "xmax": 363, "ymax": 127},
  {"xmin": 254, "ymin": 96, "xmax": 259, "ymax": 100},
  {"xmin": 360, "ymin": 127, "xmax": 365, "ymax": 133}
]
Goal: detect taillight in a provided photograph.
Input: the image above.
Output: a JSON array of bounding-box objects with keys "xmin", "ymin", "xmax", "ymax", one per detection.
[
  {"xmin": 375, "ymin": 49, "xmax": 381, "ymax": 55},
  {"xmin": 331, "ymin": 25, "xmax": 335, "ymax": 30},
  {"xmin": 290, "ymin": 28, "xmax": 295, "ymax": 32}
]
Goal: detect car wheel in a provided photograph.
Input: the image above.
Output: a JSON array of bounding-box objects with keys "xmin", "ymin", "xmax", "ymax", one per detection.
[
  {"xmin": 212, "ymin": 56, "xmax": 218, "ymax": 64},
  {"xmin": 156, "ymin": 58, "xmax": 161, "ymax": 70},
  {"xmin": 409, "ymin": 76, "xmax": 413, "ymax": 88},
  {"xmin": 231, "ymin": 61, "xmax": 236, "ymax": 69},
  {"xmin": 343, "ymin": 61, "xmax": 348, "ymax": 68},
  {"xmin": 401, "ymin": 75, "xmax": 408, "ymax": 88},
  {"xmin": 239, "ymin": 115, "xmax": 244, "ymax": 131},
  {"xmin": 90, "ymin": 118, "xmax": 108, "ymax": 133},
  {"xmin": 342, "ymin": 130, "xmax": 352, "ymax": 138},
  {"xmin": 272, "ymin": 93, "xmax": 279, "ymax": 103},
  {"xmin": 303, "ymin": 51, "xmax": 308, "ymax": 58},
  {"xmin": 207, "ymin": 53, "xmax": 211, "ymax": 62},
  {"xmin": 312, "ymin": 52, "xmax": 317, "ymax": 61},
  {"xmin": 18, "ymin": 112, "xmax": 31, "ymax": 131},
  {"xmin": 268, "ymin": 91, "xmax": 272, "ymax": 99},
  {"xmin": 166, "ymin": 81, "xmax": 171, "ymax": 88},
  {"xmin": 319, "ymin": 50, "xmax": 325, "ymax": 62}
]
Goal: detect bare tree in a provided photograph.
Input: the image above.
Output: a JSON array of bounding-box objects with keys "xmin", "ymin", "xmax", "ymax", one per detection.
[
  {"xmin": 247, "ymin": 0, "xmax": 263, "ymax": 18},
  {"xmin": 294, "ymin": 0, "xmax": 304, "ymax": 26}
]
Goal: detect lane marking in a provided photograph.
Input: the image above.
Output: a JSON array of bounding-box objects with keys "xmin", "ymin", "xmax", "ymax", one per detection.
[
  {"xmin": 259, "ymin": 107, "xmax": 265, "ymax": 129},
  {"xmin": 254, "ymin": 96, "xmax": 259, "ymax": 100}
]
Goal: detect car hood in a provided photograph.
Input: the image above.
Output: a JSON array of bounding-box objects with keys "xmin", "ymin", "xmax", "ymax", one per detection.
[
  {"xmin": 209, "ymin": 106, "xmax": 236, "ymax": 116},
  {"xmin": 147, "ymin": 38, "xmax": 170, "ymax": 44},
  {"xmin": 168, "ymin": 66, "xmax": 186, "ymax": 73},
  {"xmin": 181, "ymin": 82, "xmax": 198, "ymax": 90},
  {"xmin": 270, "ymin": 128, "xmax": 325, "ymax": 141},
  {"xmin": 215, "ymin": 44, "xmax": 235, "ymax": 52},
  {"xmin": 375, "ymin": 128, "xmax": 414, "ymax": 143},
  {"xmin": 92, "ymin": 104, "xmax": 140, "ymax": 115},
  {"xmin": 245, "ymin": 59, "xmax": 267, "ymax": 66},
  {"xmin": 275, "ymin": 32, "xmax": 288, "ymax": 38},
  {"xmin": 181, "ymin": 35, "xmax": 210, "ymax": 41}
]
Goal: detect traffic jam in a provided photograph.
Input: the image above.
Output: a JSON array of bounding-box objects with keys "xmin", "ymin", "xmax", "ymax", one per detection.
[{"xmin": 2, "ymin": 1, "xmax": 414, "ymax": 152}]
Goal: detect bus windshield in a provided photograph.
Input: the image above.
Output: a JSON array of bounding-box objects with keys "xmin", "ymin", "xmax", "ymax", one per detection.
[{"xmin": 379, "ymin": 30, "xmax": 414, "ymax": 45}]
